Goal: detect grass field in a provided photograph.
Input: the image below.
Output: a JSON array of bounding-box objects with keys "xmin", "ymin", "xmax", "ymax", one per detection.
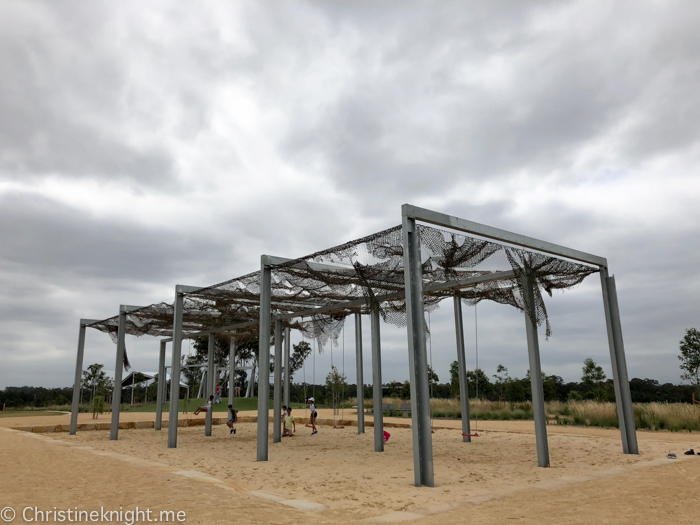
[{"xmin": 354, "ymin": 397, "xmax": 700, "ymax": 431}]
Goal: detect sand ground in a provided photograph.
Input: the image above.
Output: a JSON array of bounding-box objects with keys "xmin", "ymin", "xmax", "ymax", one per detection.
[{"xmin": 2, "ymin": 410, "xmax": 700, "ymax": 523}]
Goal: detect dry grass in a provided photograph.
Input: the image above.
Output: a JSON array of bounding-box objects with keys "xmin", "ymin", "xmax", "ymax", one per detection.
[{"xmin": 349, "ymin": 397, "xmax": 700, "ymax": 431}]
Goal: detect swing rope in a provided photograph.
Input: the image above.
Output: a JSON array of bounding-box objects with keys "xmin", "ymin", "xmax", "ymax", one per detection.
[
  {"xmin": 474, "ymin": 304, "xmax": 479, "ymax": 434},
  {"xmin": 461, "ymin": 301, "xmax": 480, "ymax": 438},
  {"xmin": 333, "ymin": 321, "xmax": 345, "ymax": 429},
  {"xmin": 428, "ymin": 309, "xmax": 435, "ymax": 434},
  {"xmin": 302, "ymin": 325, "xmax": 313, "ymax": 428}
]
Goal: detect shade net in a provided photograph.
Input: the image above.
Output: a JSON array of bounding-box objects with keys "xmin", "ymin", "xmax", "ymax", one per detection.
[{"xmin": 88, "ymin": 223, "xmax": 598, "ymax": 349}]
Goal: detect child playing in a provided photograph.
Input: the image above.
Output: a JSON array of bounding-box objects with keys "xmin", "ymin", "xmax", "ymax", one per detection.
[
  {"xmin": 282, "ymin": 407, "xmax": 295, "ymax": 437},
  {"xmin": 308, "ymin": 397, "xmax": 318, "ymax": 435},
  {"xmin": 194, "ymin": 395, "xmax": 214, "ymax": 416},
  {"xmin": 227, "ymin": 404, "xmax": 238, "ymax": 435}
]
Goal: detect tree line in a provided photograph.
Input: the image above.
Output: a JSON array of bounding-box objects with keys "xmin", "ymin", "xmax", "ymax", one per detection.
[{"xmin": 3, "ymin": 327, "xmax": 698, "ymax": 408}]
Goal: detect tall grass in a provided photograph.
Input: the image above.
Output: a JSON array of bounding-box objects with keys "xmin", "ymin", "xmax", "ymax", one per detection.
[{"xmin": 348, "ymin": 397, "xmax": 700, "ymax": 431}]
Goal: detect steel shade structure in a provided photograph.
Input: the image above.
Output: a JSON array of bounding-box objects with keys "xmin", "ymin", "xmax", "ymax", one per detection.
[{"xmin": 70, "ymin": 204, "xmax": 636, "ymax": 490}]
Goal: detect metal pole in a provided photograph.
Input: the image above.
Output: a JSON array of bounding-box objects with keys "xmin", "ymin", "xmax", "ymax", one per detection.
[
  {"xmin": 110, "ymin": 307, "xmax": 127, "ymax": 441},
  {"xmin": 453, "ymin": 295, "xmax": 472, "ymax": 443},
  {"xmin": 283, "ymin": 327, "xmax": 291, "ymax": 408},
  {"xmin": 205, "ymin": 332, "xmax": 215, "ymax": 437},
  {"xmin": 155, "ymin": 340, "xmax": 166, "ymax": 430},
  {"xmin": 522, "ymin": 273, "xmax": 550, "ymax": 467},
  {"xmin": 70, "ymin": 321, "xmax": 87, "ymax": 435},
  {"xmin": 273, "ymin": 320, "xmax": 283, "ymax": 443},
  {"xmin": 355, "ymin": 313, "xmax": 365, "ymax": 434},
  {"xmin": 229, "ymin": 336, "xmax": 235, "ymax": 409},
  {"xmin": 370, "ymin": 306, "xmax": 384, "ymax": 453},
  {"xmin": 167, "ymin": 289, "xmax": 185, "ymax": 448},
  {"xmin": 401, "ymin": 211, "xmax": 435, "ymax": 487},
  {"xmin": 600, "ymin": 269, "xmax": 638, "ymax": 454},
  {"xmin": 257, "ymin": 257, "xmax": 272, "ymax": 461}
]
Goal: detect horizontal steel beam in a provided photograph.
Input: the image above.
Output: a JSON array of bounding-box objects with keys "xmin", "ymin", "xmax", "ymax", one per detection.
[
  {"xmin": 403, "ymin": 204, "xmax": 607, "ymax": 267},
  {"xmin": 80, "ymin": 318, "xmax": 101, "ymax": 326},
  {"xmin": 264, "ymin": 254, "xmax": 356, "ymax": 274},
  {"xmin": 176, "ymin": 284, "xmax": 204, "ymax": 294},
  {"xmin": 121, "ymin": 305, "xmax": 148, "ymax": 313}
]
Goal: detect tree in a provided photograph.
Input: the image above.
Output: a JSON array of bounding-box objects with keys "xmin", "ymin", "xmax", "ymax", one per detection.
[
  {"xmin": 466, "ymin": 369, "xmax": 491, "ymax": 399},
  {"xmin": 679, "ymin": 328, "xmax": 700, "ymax": 399},
  {"xmin": 182, "ymin": 354, "xmax": 204, "ymax": 392},
  {"xmin": 427, "ymin": 366, "xmax": 439, "ymax": 390},
  {"xmin": 288, "ymin": 341, "xmax": 312, "ymax": 381},
  {"xmin": 400, "ymin": 380, "xmax": 411, "ymax": 400},
  {"xmin": 493, "ymin": 364, "xmax": 511, "ymax": 404},
  {"xmin": 449, "ymin": 361, "xmax": 461, "ymax": 398},
  {"xmin": 582, "ymin": 358, "xmax": 606, "ymax": 402},
  {"xmin": 81, "ymin": 363, "xmax": 107, "ymax": 402},
  {"xmin": 325, "ymin": 365, "xmax": 347, "ymax": 415}
]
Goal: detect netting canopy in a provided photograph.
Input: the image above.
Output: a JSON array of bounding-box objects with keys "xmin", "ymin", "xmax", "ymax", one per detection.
[{"xmin": 88, "ymin": 223, "xmax": 598, "ymax": 346}]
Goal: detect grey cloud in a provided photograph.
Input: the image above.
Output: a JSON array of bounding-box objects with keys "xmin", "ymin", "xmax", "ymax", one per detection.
[{"xmin": 1, "ymin": 1, "xmax": 700, "ymax": 389}]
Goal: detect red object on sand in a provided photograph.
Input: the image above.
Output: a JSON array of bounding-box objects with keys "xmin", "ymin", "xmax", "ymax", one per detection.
[{"xmin": 383, "ymin": 430, "xmax": 391, "ymax": 443}]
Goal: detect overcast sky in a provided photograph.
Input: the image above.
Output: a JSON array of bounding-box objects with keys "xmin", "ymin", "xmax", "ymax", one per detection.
[{"xmin": 1, "ymin": 1, "xmax": 699, "ymax": 390}]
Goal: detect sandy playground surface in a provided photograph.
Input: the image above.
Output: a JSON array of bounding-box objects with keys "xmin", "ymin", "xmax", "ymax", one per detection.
[{"xmin": 2, "ymin": 410, "xmax": 700, "ymax": 524}]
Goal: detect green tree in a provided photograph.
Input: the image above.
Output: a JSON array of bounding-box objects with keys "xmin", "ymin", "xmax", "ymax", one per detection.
[
  {"xmin": 400, "ymin": 380, "xmax": 411, "ymax": 400},
  {"xmin": 466, "ymin": 369, "xmax": 491, "ymax": 399},
  {"xmin": 81, "ymin": 363, "xmax": 107, "ymax": 402},
  {"xmin": 679, "ymin": 328, "xmax": 700, "ymax": 399},
  {"xmin": 182, "ymin": 354, "xmax": 204, "ymax": 392},
  {"xmin": 288, "ymin": 341, "xmax": 312, "ymax": 381},
  {"xmin": 582, "ymin": 358, "xmax": 606, "ymax": 402},
  {"xmin": 493, "ymin": 364, "xmax": 511, "ymax": 404},
  {"xmin": 427, "ymin": 366, "xmax": 439, "ymax": 389},
  {"xmin": 449, "ymin": 361, "xmax": 460, "ymax": 398},
  {"xmin": 325, "ymin": 365, "xmax": 347, "ymax": 415}
]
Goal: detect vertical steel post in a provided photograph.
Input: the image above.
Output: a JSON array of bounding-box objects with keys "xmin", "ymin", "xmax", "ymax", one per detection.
[
  {"xmin": 522, "ymin": 274, "xmax": 550, "ymax": 467},
  {"xmin": 110, "ymin": 308, "xmax": 127, "ymax": 441},
  {"xmin": 283, "ymin": 327, "xmax": 291, "ymax": 408},
  {"xmin": 257, "ymin": 258, "xmax": 272, "ymax": 461},
  {"xmin": 70, "ymin": 321, "xmax": 87, "ymax": 435},
  {"xmin": 205, "ymin": 332, "xmax": 215, "ymax": 437},
  {"xmin": 229, "ymin": 336, "xmax": 235, "ymax": 409},
  {"xmin": 370, "ymin": 306, "xmax": 384, "ymax": 452},
  {"xmin": 355, "ymin": 313, "xmax": 365, "ymax": 434},
  {"xmin": 155, "ymin": 340, "xmax": 166, "ymax": 431},
  {"xmin": 273, "ymin": 320, "xmax": 283, "ymax": 443},
  {"xmin": 453, "ymin": 295, "xmax": 472, "ymax": 443},
  {"xmin": 600, "ymin": 268, "xmax": 638, "ymax": 454},
  {"xmin": 168, "ymin": 289, "xmax": 185, "ymax": 448},
  {"xmin": 402, "ymin": 209, "xmax": 435, "ymax": 487}
]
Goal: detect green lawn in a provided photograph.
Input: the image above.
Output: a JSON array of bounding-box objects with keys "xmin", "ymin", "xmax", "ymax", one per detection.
[
  {"xmin": 0, "ymin": 411, "xmax": 66, "ymax": 418},
  {"xmin": 123, "ymin": 397, "xmax": 306, "ymax": 413}
]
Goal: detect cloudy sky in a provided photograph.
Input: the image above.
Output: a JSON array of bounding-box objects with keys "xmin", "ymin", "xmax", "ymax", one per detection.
[{"xmin": 1, "ymin": 0, "xmax": 699, "ymax": 390}]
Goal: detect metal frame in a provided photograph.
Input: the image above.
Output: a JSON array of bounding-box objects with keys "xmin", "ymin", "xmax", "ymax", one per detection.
[
  {"xmin": 257, "ymin": 257, "xmax": 273, "ymax": 461},
  {"xmin": 355, "ymin": 313, "xmax": 365, "ymax": 434},
  {"xmin": 69, "ymin": 318, "xmax": 99, "ymax": 435},
  {"xmin": 205, "ymin": 332, "xmax": 215, "ymax": 437},
  {"xmin": 370, "ymin": 306, "xmax": 384, "ymax": 452},
  {"xmin": 273, "ymin": 320, "xmax": 283, "ymax": 443},
  {"xmin": 452, "ymin": 296, "xmax": 471, "ymax": 443},
  {"xmin": 168, "ymin": 285, "xmax": 201, "ymax": 448},
  {"xmin": 72, "ymin": 203, "xmax": 636, "ymax": 487},
  {"xmin": 110, "ymin": 305, "xmax": 143, "ymax": 441},
  {"xmin": 283, "ymin": 327, "xmax": 291, "ymax": 408},
  {"xmin": 402, "ymin": 212, "xmax": 434, "ymax": 487},
  {"xmin": 155, "ymin": 340, "xmax": 167, "ymax": 431},
  {"xmin": 402, "ymin": 203, "xmax": 638, "ymax": 486}
]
